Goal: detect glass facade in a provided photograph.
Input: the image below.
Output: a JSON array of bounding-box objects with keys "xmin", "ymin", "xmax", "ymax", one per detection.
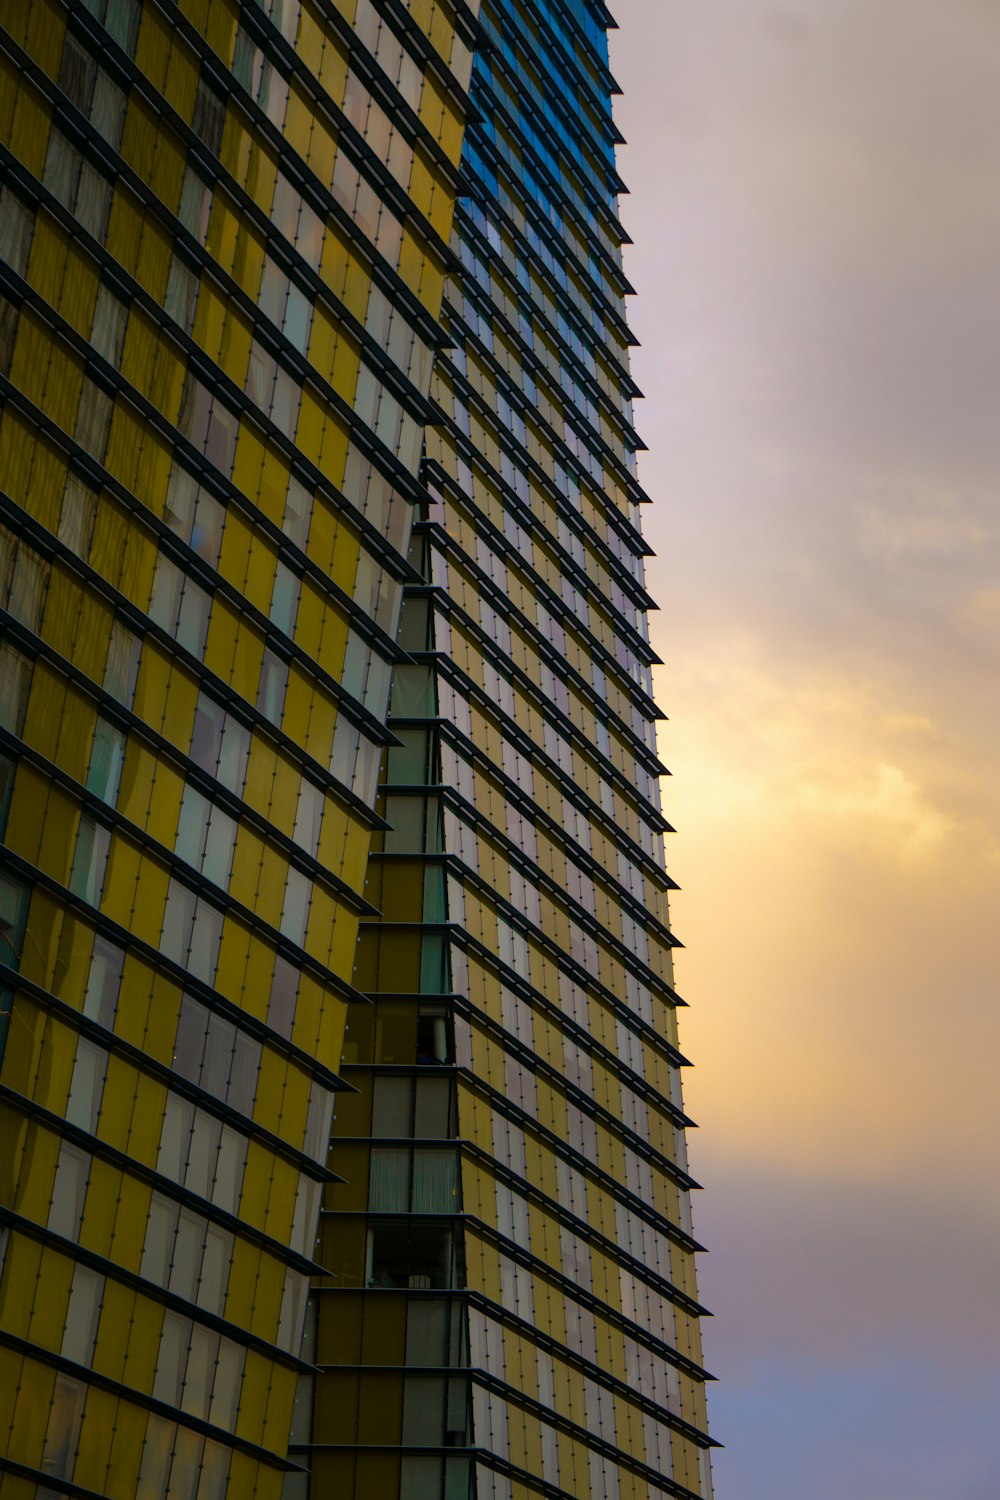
[
  {"xmin": 0, "ymin": 0, "xmax": 473, "ymax": 1496},
  {"xmin": 300, "ymin": 2, "xmax": 716, "ymax": 1499},
  {"xmin": 0, "ymin": 1, "xmax": 714, "ymax": 1498}
]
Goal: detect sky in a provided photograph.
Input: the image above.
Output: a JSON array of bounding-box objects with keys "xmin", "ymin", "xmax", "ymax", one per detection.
[{"xmin": 609, "ymin": 3, "xmax": 1000, "ymax": 1496}]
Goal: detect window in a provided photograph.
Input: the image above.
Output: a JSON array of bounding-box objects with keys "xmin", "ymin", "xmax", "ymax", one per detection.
[
  {"xmin": 83, "ymin": 935, "xmax": 124, "ymax": 1030},
  {"xmin": 69, "ymin": 819, "xmax": 111, "ymax": 905},
  {"xmin": 256, "ymin": 648, "xmax": 288, "ymax": 724},
  {"xmin": 268, "ymin": 955, "xmax": 299, "ymax": 1040},
  {"xmin": 40, "ymin": 1375, "xmax": 85, "ymax": 1483},
  {"xmin": 86, "ymin": 717, "xmax": 126, "ymax": 803},
  {"xmin": 65, "ymin": 1039, "xmax": 107, "ymax": 1132},
  {"xmin": 366, "ymin": 1220, "xmax": 461, "ymax": 1290},
  {"xmin": 369, "ymin": 1148, "xmax": 458, "ymax": 1214},
  {"xmin": 0, "ymin": 872, "xmax": 28, "ymax": 968},
  {"xmin": 372, "ymin": 1075, "xmax": 453, "ymax": 1138},
  {"xmin": 61, "ymin": 1264, "xmax": 103, "ymax": 1365},
  {"xmin": 48, "ymin": 1144, "xmax": 90, "ymax": 1240},
  {"xmin": 0, "ymin": 644, "xmax": 31, "ymax": 734}
]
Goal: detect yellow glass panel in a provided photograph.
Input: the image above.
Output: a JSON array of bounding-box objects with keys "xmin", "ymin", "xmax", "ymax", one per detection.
[
  {"xmin": 98, "ymin": 1054, "xmax": 137, "ymax": 1153},
  {"xmin": 21, "ymin": 0, "xmax": 67, "ymax": 77},
  {"xmin": 230, "ymin": 616, "xmax": 265, "ymax": 699},
  {"xmin": 9, "ymin": 81, "xmax": 50, "ymax": 178},
  {"xmin": 116, "ymin": 740, "xmax": 157, "ymax": 827},
  {"xmin": 283, "ymin": 86, "xmax": 312, "ymax": 158},
  {"xmin": 295, "ymin": 387, "xmax": 326, "ymax": 465},
  {"xmin": 146, "ymin": 757, "xmax": 185, "ymax": 848},
  {"xmin": 144, "ymin": 968, "xmax": 181, "ymax": 1063},
  {"xmin": 73, "ymin": 1386, "xmax": 122, "ymax": 1493},
  {"xmin": 80, "ymin": 1159, "xmax": 122, "ymax": 1259},
  {"xmin": 229, "ymin": 825, "xmax": 266, "ymax": 911},
  {"xmin": 131, "ymin": 636, "xmax": 175, "ymax": 729},
  {"xmin": 161, "ymin": 37, "xmax": 200, "ymax": 124},
  {"xmin": 133, "ymin": 5, "xmax": 173, "ymax": 90},
  {"xmin": 218, "ymin": 303, "xmax": 253, "ymax": 386},
  {"xmin": 318, "ymin": 413, "xmax": 349, "ymax": 487},
  {"xmin": 99, "ymin": 833, "xmax": 143, "ymax": 929},
  {"xmin": 55, "ymin": 688, "xmax": 96, "ymax": 782},
  {"xmin": 330, "ymin": 521, "xmax": 360, "ymax": 595},
  {"xmin": 162, "ymin": 660, "xmax": 199, "ymax": 751},
  {"xmin": 93, "ymin": 1279, "xmax": 136, "ymax": 1382},
  {"xmin": 263, "ymin": 1157, "xmax": 298, "ymax": 1238},
  {"xmin": 330, "ymin": 332, "xmax": 360, "ymax": 401},
  {"xmin": 269, "ymin": 753, "xmax": 299, "ymax": 835},
  {"xmin": 215, "ymin": 913, "xmax": 253, "ymax": 1008},
  {"xmin": 243, "ymin": 532, "xmax": 277, "ymax": 615},
  {"xmin": 36, "ymin": 783, "xmax": 79, "ymax": 886},
  {"xmin": 204, "ymin": 597, "xmax": 240, "ymax": 681},
  {"xmin": 193, "ymin": 279, "xmax": 228, "ymax": 365},
  {"xmin": 232, "ymin": 422, "xmax": 267, "ymax": 507},
  {"xmin": 255, "ymin": 844, "xmax": 285, "ymax": 926},
  {"xmin": 124, "ymin": 1074, "xmax": 166, "ymax": 1171}
]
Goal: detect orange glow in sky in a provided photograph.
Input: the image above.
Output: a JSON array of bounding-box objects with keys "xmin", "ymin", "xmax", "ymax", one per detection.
[{"xmin": 611, "ymin": 4, "xmax": 1000, "ymax": 1495}]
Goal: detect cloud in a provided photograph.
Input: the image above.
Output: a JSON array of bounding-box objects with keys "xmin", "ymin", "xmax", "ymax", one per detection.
[
  {"xmin": 610, "ymin": 2, "xmax": 1000, "ymax": 1493},
  {"xmin": 855, "ymin": 488, "xmax": 992, "ymax": 560}
]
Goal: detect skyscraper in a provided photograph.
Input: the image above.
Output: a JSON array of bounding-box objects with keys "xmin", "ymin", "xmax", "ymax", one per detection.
[{"xmin": 0, "ymin": 2, "xmax": 713, "ymax": 1499}]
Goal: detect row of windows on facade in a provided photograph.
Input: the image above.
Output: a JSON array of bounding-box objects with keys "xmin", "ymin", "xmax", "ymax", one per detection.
[
  {"xmin": 444, "ymin": 263, "xmax": 642, "ymax": 521},
  {"xmin": 398, "ymin": 595, "xmax": 659, "ymax": 813},
  {"xmin": 449, "ymin": 1002, "xmax": 695, "ymax": 1252},
  {"xmin": 432, "ymin": 439, "xmax": 651, "ymax": 701},
  {"xmin": 453, "ymin": 226, "xmax": 627, "ymax": 466},
  {"xmin": 5, "ymin": 1355, "xmax": 240, "ymax": 1500},
  {"xmin": 452, "ymin": 271, "xmax": 641, "ymax": 564},
  {"xmin": 460, "ymin": 190, "xmax": 614, "ymax": 359},
  {"xmin": 489, "ymin": 1092, "xmax": 686, "ymax": 1248},
  {"xmin": 3, "ymin": 766, "xmax": 353, "ymax": 1073},
  {"xmin": 12, "ymin": 1235, "xmax": 279, "ymax": 1436},
  {"xmin": 69, "ymin": 926, "xmax": 336, "ymax": 1153},
  {"xmin": 357, "ymin": 974, "xmax": 677, "ymax": 1164},
  {"xmin": 421, "ymin": 545, "xmax": 659, "ymax": 762},
  {"xmin": 435, "ymin": 793, "xmax": 661, "ymax": 946},
  {"xmin": 390, "ymin": 721, "xmax": 665, "ymax": 934},
  {"xmin": 17, "ymin": 123, "xmax": 430, "ymax": 488},
  {"xmin": 343, "ymin": 1070, "xmax": 686, "ymax": 1345},
  {"xmin": 0, "ymin": 180, "xmax": 418, "ymax": 599},
  {"xmin": 47, "ymin": 1137, "xmax": 306, "ymax": 1355},
  {"xmin": 384, "ymin": 804, "xmax": 664, "ymax": 1015},
  {"xmin": 476, "ymin": 9, "xmax": 621, "ymax": 236},
  {"xmin": 45, "ymin": 1020, "xmax": 324, "ymax": 1255},
  {"xmin": 1, "ymin": 717, "xmax": 353, "ymax": 976},
  {"xmin": 439, "ymin": 339, "xmax": 651, "ymax": 636},
  {"xmin": 41, "ymin": 883, "xmax": 331, "ymax": 1077},
  {"xmin": 487, "ymin": 965, "xmax": 679, "ymax": 1110},
  {"xmin": 0, "ymin": 539, "xmax": 385, "ymax": 814},
  {"xmin": 67, "ymin": 803, "xmax": 326, "ymax": 983},
  {"xmin": 354, "ymin": 998, "xmax": 686, "ymax": 1265},
  {"xmin": 289, "ymin": 1360, "xmax": 680, "ymax": 1493},
  {"xmin": 37, "ymin": 960, "xmax": 306, "ymax": 1157},
  {"xmin": 337, "ymin": 1021, "xmax": 688, "ymax": 1323},
  {"xmin": 448, "ymin": 932, "xmax": 673, "ymax": 1128},
  {"xmin": 476, "ymin": 42, "xmax": 619, "ymax": 262},
  {"xmin": 0, "ymin": 311, "xmax": 414, "ymax": 677},
  {"xmin": 59, "ymin": 0, "xmax": 453, "ymax": 304},
  {"xmin": 14, "ymin": 111, "xmax": 431, "ymax": 519},
  {"xmin": 433, "ymin": 672, "xmax": 664, "ymax": 871},
  {"xmin": 484, "ymin": 1023, "xmax": 691, "ymax": 1231},
  {"xmin": 426, "ymin": 449, "xmax": 650, "ymax": 631},
  {"xmin": 336, "ymin": 1220, "xmax": 686, "ymax": 1437},
  {"xmin": 0, "ymin": 652, "xmax": 378, "ymax": 959}
]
